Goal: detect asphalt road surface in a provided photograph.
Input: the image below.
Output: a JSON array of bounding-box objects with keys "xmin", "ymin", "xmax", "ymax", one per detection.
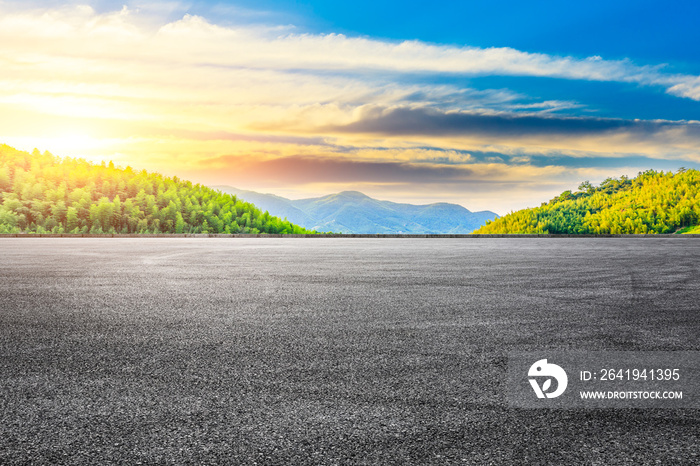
[{"xmin": 1, "ymin": 238, "xmax": 698, "ymax": 465}]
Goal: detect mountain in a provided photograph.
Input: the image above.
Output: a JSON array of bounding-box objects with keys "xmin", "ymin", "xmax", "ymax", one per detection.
[
  {"xmin": 475, "ymin": 169, "xmax": 700, "ymax": 234},
  {"xmin": 212, "ymin": 187, "xmax": 498, "ymax": 234},
  {"xmin": 0, "ymin": 145, "xmax": 315, "ymax": 235}
]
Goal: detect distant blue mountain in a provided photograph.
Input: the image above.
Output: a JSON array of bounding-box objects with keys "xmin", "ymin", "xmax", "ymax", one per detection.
[{"xmin": 211, "ymin": 186, "xmax": 499, "ymax": 234}]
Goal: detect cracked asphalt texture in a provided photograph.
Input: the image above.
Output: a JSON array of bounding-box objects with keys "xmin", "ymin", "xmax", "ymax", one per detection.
[{"xmin": 0, "ymin": 238, "xmax": 698, "ymax": 465}]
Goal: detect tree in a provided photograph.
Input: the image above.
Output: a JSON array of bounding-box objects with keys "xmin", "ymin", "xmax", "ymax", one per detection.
[
  {"xmin": 175, "ymin": 212, "xmax": 185, "ymax": 233},
  {"xmin": 66, "ymin": 207, "xmax": 80, "ymax": 232},
  {"xmin": 0, "ymin": 165, "xmax": 10, "ymax": 191},
  {"xmin": 51, "ymin": 200, "xmax": 68, "ymax": 225},
  {"xmin": 578, "ymin": 181, "xmax": 594, "ymax": 194}
]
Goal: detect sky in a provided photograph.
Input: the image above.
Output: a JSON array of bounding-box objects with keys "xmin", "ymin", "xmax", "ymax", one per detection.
[{"xmin": 1, "ymin": 1, "xmax": 700, "ymax": 213}]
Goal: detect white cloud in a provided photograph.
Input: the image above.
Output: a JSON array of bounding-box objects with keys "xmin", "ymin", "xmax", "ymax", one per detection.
[{"xmin": 0, "ymin": 4, "xmax": 699, "ymax": 99}]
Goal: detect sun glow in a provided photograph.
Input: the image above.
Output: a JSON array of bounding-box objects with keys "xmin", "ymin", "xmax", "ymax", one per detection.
[
  {"xmin": 51, "ymin": 134, "xmax": 100, "ymax": 153},
  {"xmin": 4, "ymin": 134, "xmax": 104, "ymax": 160}
]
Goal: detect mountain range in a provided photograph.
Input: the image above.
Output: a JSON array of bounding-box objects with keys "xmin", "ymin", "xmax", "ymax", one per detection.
[{"xmin": 212, "ymin": 186, "xmax": 499, "ymax": 234}]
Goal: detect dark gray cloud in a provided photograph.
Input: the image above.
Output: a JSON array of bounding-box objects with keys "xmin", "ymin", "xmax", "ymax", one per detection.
[
  {"xmin": 198, "ymin": 150, "xmax": 696, "ymax": 189},
  {"xmin": 164, "ymin": 128, "xmax": 333, "ymax": 147},
  {"xmin": 324, "ymin": 106, "xmax": 700, "ymax": 140},
  {"xmin": 199, "ymin": 154, "xmax": 484, "ymax": 184}
]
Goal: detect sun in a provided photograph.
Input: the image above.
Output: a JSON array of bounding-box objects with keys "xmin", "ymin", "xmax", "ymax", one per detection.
[{"xmin": 50, "ymin": 134, "xmax": 100, "ymax": 155}]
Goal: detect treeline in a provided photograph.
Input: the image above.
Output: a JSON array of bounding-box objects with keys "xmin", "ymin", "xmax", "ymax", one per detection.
[
  {"xmin": 0, "ymin": 145, "xmax": 316, "ymax": 235},
  {"xmin": 475, "ymin": 169, "xmax": 700, "ymax": 234}
]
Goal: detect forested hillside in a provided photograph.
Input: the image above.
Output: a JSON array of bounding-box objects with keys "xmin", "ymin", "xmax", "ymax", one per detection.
[
  {"xmin": 0, "ymin": 145, "xmax": 315, "ymax": 234},
  {"xmin": 475, "ymin": 169, "xmax": 700, "ymax": 234}
]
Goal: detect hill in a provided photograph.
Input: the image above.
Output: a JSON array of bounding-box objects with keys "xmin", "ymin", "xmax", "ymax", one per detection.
[
  {"xmin": 0, "ymin": 145, "xmax": 315, "ymax": 235},
  {"xmin": 212, "ymin": 187, "xmax": 498, "ymax": 234},
  {"xmin": 475, "ymin": 169, "xmax": 700, "ymax": 234}
]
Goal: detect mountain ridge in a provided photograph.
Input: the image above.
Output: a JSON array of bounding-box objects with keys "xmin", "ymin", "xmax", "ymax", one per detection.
[{"xmin": 212, "ymin": 186, "xmax": 498, "ymax": 234}]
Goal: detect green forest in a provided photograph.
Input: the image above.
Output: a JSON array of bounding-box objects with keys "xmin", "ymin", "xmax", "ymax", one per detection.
[
  {"xmin": 475, "ymin": 169, "xmax": 700, "ymax": 234},
  {"xmin": 0, "ymin": 145, "xmax": 316, "ymax": 234}
]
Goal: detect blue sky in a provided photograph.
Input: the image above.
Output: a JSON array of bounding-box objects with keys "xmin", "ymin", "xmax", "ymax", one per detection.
[
  {"xmin": 201, "ymin": 0, "xmax": 700, "ymax": 66},
  {"xmin": 1, "ymin": 1, "xmax": 699, "ymax": 212},
  {"xmin": 182, "ymin": 1, "xmax": 700, "ymax": 66},
  {"xmin": 188, "ymin": 0, "xmax": 700, "ymax": 119}
]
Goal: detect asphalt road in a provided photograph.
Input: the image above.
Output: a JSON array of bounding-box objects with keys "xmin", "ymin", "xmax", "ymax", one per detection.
[{"xmin": 0, "ymin": 238, "xmax": 698, "ymax": 465}]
